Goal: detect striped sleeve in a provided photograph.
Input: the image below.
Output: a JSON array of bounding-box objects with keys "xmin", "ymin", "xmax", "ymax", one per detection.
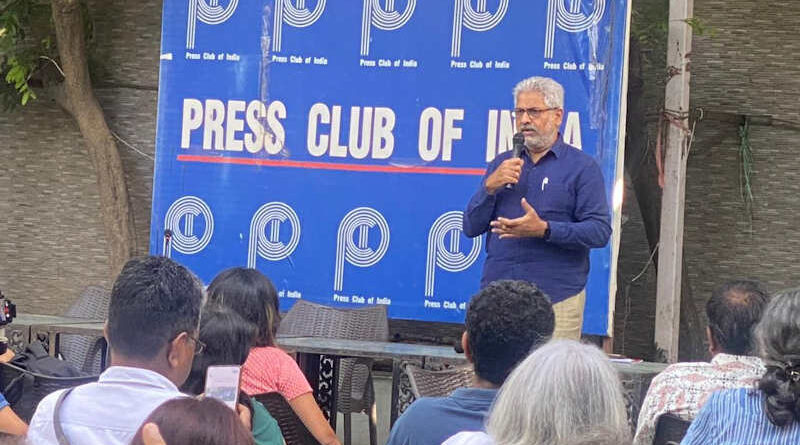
[{"xmin": 680, "ymin": 391, "xmax": 721, "ymax": 445}]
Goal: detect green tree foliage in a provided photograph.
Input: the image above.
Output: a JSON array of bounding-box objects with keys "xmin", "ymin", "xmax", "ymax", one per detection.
[
  {"xmin": 0, "ymin": 1, "xmax": 50, "ymax": 108},
  {"xmin": 0, "ymin": 0, "xmax": 94, "ymax": 110}
]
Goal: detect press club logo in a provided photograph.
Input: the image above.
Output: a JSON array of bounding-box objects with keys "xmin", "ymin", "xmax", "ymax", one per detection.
[
  {"xmin": 451, "ymin": 0, "xmax": 509, "ymax": 58},
  {"xmin": 163, "ymin": 196, "xmax": 215, "ymax": 257},
  {"xmin": 544, "ymin": 0, "xmax": 606, "ymax": 59},
  {"xmin": 186, "ymin": 0, "xmax": 240, "ymax": 50},
  {"xmin": 248, "ymin": 202, "xmax": 302, "ymax": 267},
  {"xmin": 272, "ymin": 0, "xmax": 327, "ymax": 52},
  {"xmin": 361, "ymin": 0, "xmax": 417, "ymax": 56},
  {"xmin": 425, "ymin": 211, "xmax": 482, "ymax": 297},
  {"xmin": 334, "ymin": 207, "xmax": 390, "ymax": 292}
]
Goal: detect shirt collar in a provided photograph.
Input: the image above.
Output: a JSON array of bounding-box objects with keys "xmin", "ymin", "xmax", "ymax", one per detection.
[
  {"xmin": 711, "ymin": 353, "xmax": 764, "ymax": 368},
  {"xmin": 523, "ymin": 137, "xmax": 565, "ymax": 162},
  {"xmin": 550, "ymin": 138, "xmax": 567, "ymax": 158},
  {"xmin": 450, "ymin": 387, "xmax": 499, "ymax": 402},
  {"xmin": 99, "ymin": 366, "xmax": 181, "ymax": 392}
]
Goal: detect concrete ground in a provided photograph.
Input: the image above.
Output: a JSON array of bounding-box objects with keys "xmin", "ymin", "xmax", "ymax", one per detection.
[{"xmin": 335, "ymin": 371, "xmax": 393, "ymax": 445}]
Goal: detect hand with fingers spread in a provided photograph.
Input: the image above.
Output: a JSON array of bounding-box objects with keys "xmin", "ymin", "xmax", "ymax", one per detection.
[
  {"xmin": 484, "ymin": 157, "xmax": 524, "ymax": 194},
  {"xmin": 490, "ymin": 198, "xmax": 549, "ymax": 239}
]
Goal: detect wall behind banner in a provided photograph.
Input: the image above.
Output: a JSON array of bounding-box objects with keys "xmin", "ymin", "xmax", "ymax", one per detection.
[{"xmin": 151, "ymin": 0, "xmax": 631, "ymax": 335}]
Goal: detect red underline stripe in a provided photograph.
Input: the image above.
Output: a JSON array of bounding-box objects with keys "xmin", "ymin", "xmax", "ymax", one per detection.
[{"xmin": 177, "ymin": 155, "xmax": 486, "ymax": 176}]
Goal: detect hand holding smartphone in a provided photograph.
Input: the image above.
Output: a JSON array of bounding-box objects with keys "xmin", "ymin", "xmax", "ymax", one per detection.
[{"xmin": 204, "ymin": 365, "xmax": 242, "ymax": 410}]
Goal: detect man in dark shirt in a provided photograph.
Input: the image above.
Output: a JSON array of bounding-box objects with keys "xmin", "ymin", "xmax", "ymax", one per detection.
[
  {"xmin": 386, "ymin": 280, "xmax": 554, "ymax": 445},
  {"xmin": 463, "ymin": 76, "xmax": 611, "ymax": 339}
]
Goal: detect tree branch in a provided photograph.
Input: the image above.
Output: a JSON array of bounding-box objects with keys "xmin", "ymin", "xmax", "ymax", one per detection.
[{"xmin": 42, "ymin": 82, "xmax": 72, "ymax": 114}]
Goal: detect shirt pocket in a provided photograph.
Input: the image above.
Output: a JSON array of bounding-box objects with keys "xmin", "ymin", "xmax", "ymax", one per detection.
[{"xmin": 537, "ymin": 183, "xmax": 574, "ymax": 219}]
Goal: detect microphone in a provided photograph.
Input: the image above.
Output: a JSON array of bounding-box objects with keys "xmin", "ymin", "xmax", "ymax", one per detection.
[
  {"xmin": 162, "ymin": 229, "xmax": 173, "ymax": 256},
  {"xmin": 512, "ymin": 132, "xmax": 525, "ymax": 158},
  {"xmin": 505, "ymin": 132, "xmax": 526, "ymax": 190}
]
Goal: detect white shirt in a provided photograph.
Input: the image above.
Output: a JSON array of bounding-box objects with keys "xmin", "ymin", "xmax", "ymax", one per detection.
[
  {"xmin": 442, "ymin": 431, "xmax": 494, "ymax": 445},
  {"xmin": 26, "ymin": 366, "xmax": 185, "ymax": 445}
]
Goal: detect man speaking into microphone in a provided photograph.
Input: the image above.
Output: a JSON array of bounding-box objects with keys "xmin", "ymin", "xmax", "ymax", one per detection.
[{"xmin": 463, "ymin": 76, "xmax": 611, "ymax": 340}]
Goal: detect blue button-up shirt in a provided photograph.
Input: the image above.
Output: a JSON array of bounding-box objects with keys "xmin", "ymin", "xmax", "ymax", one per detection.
[
  {"xmin": 681, "ymin": 387, "xmax": 800, "ymax": 445},
  {"xmin": 463, "ymin": 140, "xmax": 611, "ymax": 303}
]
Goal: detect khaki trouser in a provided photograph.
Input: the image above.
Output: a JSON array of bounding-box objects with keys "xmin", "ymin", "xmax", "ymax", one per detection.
[{"xmin": 552, "ymin": 289, "xmax": 586, "ymax": 340}]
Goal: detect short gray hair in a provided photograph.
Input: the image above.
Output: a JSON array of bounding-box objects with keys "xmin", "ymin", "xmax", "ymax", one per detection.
[
  {"xmin": 486, "ymin": 340, "xmax": 630, "ymax": 445},
  {"xmin": 512, "ymin": 76, "xmax": 565, "ymax": 109}
]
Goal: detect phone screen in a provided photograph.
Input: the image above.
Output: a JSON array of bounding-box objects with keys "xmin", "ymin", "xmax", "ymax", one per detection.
[{"xmin": 204, "ymin": 365, "xmax": 241, "ymax": 410}]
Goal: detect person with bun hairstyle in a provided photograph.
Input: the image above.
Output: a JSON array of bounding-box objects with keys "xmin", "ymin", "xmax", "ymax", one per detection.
[{"xmin": 681, "ymin": 288, "xmax": 800, "ymax": 444}]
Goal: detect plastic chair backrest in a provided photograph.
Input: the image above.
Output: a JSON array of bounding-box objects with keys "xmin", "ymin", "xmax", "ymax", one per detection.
[
  {"xmin": 653, "ymin": 413, "xmax": 692, "ymax": 445},
  {"xmin": 404, "ymin": 363, "xmax": 474, "ymax": 398},
  {"xmin": 278, "ymin": 300, "xmax": 389, "ymax": 342},
  {"xmin": 253, "ymin": 392, "xmax": 321, "ymax": 445},
  {"xmin": 60, "ymin": 285, "xmax": 110, "ymax": 374}
]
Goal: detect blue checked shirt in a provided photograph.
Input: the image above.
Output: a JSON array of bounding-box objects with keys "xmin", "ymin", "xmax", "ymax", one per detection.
[{"xmin": 463, "ymin": 140, "xmax": 611, "ymax": 303}]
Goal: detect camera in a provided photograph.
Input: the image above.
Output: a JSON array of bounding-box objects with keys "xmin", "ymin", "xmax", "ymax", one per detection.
[
  {"xmin": 0, "ymin": 290, "xmax": 15, "ymax": 355},
  {"xmin": 0, "ymin": 289, "xmax": 16, "ymax": 326}
]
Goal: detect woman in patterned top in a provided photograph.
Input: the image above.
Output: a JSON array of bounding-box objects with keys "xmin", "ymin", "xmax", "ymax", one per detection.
[
  {"xmin": 682, "ymin": 288, "xmax": 800, "ymax": 444},
  {"xmin": 208, "ymin": 267, "xmax": 340, "ymax": 445}
]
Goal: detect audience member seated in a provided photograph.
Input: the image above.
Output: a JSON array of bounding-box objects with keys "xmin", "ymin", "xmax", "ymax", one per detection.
[
  {"xmin": 130, "ymin": 397, "xmax": 254, "ymax": 445},
  {"xmin": 681, "ymin": 288, "xmax": 800, "ymax": 444},
  {"xmin": 181, "ymin": 304, "xmax": 284, "ymax": 445},
  {"xmin": 443, "ymin": 339, "xmax": 630, "ymax": 445},
  {"xmin": 0, "ymin": 348, "xmax": 27, "ymax": 437},
  {"xmin": 0, "ymin": 392, "xmax": 26, "ymax": 437},
  {"xmin": 208, "ymin": 267, "xmax": 340, "ymax": 445},
  {"xmin": 386, "ymin": 280, "xmax": 555, "ymax": 445},
  {"xmin": 634, "ymin": 280, "xmax": 769, "ymax": 445},
  {"xmin": 26, "ymin": 256, "xmax": 205, "ymax": 445}
]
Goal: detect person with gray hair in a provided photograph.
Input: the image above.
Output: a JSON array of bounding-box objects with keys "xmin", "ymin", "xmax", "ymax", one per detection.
[
  {"xmin": 463, "ymin": 76, "xmax": 611, "ymax": 340},
  {"xmin": 680, "ymin": 289, "xmax": 800, "ymax": 444},
  {"xmin": 443, "ymin": 339, "xmax": 630, "ymax": 445},
  {"xmin": 387, "ymin": 280, "xmax": 555, "ymax": 445}
]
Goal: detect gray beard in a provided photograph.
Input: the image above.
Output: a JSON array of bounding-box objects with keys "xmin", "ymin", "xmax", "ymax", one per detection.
[{"xmin": 524, "ymin": 133, "xmax": 556, "ymax": 152}]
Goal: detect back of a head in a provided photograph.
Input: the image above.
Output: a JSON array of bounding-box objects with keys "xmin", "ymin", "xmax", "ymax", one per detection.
[
  {"xmin": 466, "ymin": 280, "xmax": 555, "ymax": 386},
  {"xmin": 706, "ymin": 279, "xmax": 769, "ymax": 355},
  {"xmin": 107, "ymin": 256, "xmax": 205, "ymax": 360},
  {"xmin": 568, "ymin": 427, "xmax": 632, "ymax": 445},
  {"xmin": 756, "ymin": 288, "xmax": 800, "ymax": 427},
  {"xmin": 208, "ymin": 267, "xmax": 280, "ymax": 347},
  {"xmin": 182, "ymin": 305, "xmax": 257, "ymax": 395},
  {"xmin": 130, "ymin": 397, "xmax": 254, "ymax": 445},
  {"xmin": 487, "ymin": 340, "xmax": 630, "ymax": 445}
]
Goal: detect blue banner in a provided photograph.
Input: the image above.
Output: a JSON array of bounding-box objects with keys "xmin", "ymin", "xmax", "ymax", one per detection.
[{"xmin": 151, "ymin": 0, "xmax": 630, "ymax": 335}]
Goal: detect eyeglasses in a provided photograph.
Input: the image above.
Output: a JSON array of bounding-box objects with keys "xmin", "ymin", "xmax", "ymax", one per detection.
[
  {"xmin": 186, "ymin": 333, "xmax": 206, "ymax": 356},
  {"xmin": 513, "ymin": 107, "xmax": 558, "ymax": 119}
]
